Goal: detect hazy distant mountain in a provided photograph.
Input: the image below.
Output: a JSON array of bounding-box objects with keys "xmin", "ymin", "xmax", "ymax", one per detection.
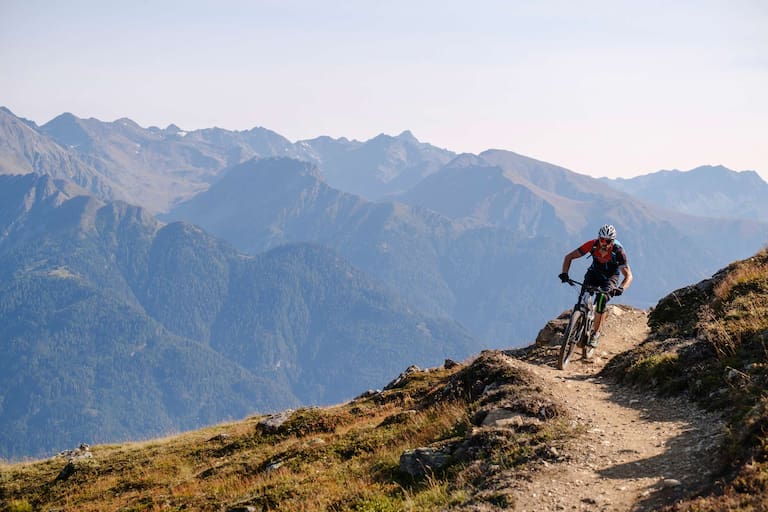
[
  {"xmin": 3, "ymin": 108, "xmax": 456, "ymax": 212},
  {"xmin": 167, "ymin": 157, "xmax": 573, "ymax": 345},
  {"xmin": 396, "ymin": 150, "xmax": 768, "ymax": 301},
  {"xmin": 0, "ymin": 107, "xmax": 116, "ymax": 200},
  {"xmin": 478, "ymin": 149, "xmax": 633, "ymax": 231},
  {"xmin": 38, "ymin": 111, "xmax": 309, "ymax": 212},
  {"xmin": 167, "ymin": 157, "xmax": 467, "ymax": 317},
  {"xmin": 167, "ymin": 156, "xmax": 768, "ymax": 346},
  {"xmin": 0, "ymin": 174, "xmax": 478, "ymax": 459},
  {"xmin": 5, "ymin": 106, "xmax": 768, "ymax": 337},
  {"xmin": 297, "ymin": 130, "xmax": 456, "ymax": 199},
  {"xmin": 599, "ymin": 165, "xmax": 768, "ymax": 222},
  {"xmin": 395, "ymin": 153, "xmax": 568, "ymax": 236}
]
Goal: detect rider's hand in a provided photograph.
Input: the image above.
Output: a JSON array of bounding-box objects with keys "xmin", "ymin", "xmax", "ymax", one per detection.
[
  {"xmin": 612, "ymin": 286, "xmax": 624, "ymax": 297},
  {"xmin": 558, "ymin": 272, "xmax": 570, "ymax": 283}
]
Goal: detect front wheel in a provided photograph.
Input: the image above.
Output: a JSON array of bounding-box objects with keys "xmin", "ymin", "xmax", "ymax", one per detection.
[
  {"xmin": 582, "ymin": 317, "xmax": 595, "ymax": 359},
  {"xmin": 558, "ymin": 309, "xmax": 584, "ymax": 370}
]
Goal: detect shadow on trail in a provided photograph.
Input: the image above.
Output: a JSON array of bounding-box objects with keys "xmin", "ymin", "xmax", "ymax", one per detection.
[
  {"xmin": 594, "ymin": 383, "xmax": 726, "ymax": 511},
  {"xmin": 504, "ymin": 343, "xmax": 597, "ymax": 371}
]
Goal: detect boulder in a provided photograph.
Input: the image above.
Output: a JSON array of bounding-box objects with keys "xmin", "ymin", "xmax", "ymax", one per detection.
[
  {"xmin": 257, "ymin": 411, "xmax": 294, "ymax": 433},
  {"xmin": 399, "ymin": 446, "xmax": 453, "ymax": 478},
  {"xmin": 480, "ymin": 408, "xmax": 541, "ymax": 429},
  {"xmin": 535, "ymin": 311, "xmax": 571, "ymax": 346}
]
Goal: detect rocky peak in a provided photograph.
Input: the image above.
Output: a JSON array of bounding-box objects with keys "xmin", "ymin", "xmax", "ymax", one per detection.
[{"xmin": 41, "ymin": 112, "xmax": 93, "ymax": 149}]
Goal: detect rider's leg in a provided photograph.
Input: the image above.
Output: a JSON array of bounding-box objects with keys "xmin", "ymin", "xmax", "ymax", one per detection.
[
  {"xmin": 593, "ymin": 306, "xmax": 609, "ymax": 333},
  {"xmin": 589, "ymin": 293, "xmax": 609, "ymax": 346},
  {"xmin": 584, "ymin": 271, "xmax": 619, "ymax": 345},
  {"xmin": 593, "ymin": 275, "xmax": 620, "ymax": 334}
]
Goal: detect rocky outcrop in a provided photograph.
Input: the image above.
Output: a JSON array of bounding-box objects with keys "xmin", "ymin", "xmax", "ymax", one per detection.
[
  {"xmin": 54, "ymin": 443, "xmax": 93, "ymax": 482},
  {"xmin": 398, "ymin": 351, "xmax": 568, "ymax": 479}
]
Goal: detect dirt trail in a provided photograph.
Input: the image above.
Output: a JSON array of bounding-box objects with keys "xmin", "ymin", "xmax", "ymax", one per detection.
[{"xmin": 507, "ymin": 305, "xmax": 727, "ymax": 511}]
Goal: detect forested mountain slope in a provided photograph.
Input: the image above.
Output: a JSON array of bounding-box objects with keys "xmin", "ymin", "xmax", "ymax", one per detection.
[{"xmin": 0, "ymin": 174, "xmax": 478, "ymax": 459}]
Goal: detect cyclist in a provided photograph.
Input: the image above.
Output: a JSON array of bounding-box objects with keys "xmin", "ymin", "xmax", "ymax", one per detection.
[{"xmin": 558, "ymin": 224, "xmax": 633, "ymax": 348}]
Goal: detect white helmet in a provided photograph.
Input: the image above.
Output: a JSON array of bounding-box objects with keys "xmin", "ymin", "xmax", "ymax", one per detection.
[{"xmin": 598, "ymin": 224, "xmax": 616, "ymax": 240}]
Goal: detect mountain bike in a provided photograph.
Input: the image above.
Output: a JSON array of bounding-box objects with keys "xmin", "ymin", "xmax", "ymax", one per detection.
[{"xmin": 557, "ymin": 279, "xmax": 612, "ymax": 370}]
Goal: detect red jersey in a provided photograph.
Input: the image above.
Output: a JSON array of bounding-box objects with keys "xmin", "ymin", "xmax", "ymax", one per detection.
[{"xmin": 577, "ymin": 239, "xmax": 627, "ymax": 277}]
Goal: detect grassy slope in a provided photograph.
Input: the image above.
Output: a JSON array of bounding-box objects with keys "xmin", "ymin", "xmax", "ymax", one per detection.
[{"xmin": 0, "ymin": 352, "xmax": 572, "ymax": 512}]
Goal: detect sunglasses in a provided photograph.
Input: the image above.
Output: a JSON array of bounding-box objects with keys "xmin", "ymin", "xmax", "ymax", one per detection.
[{"xmin": 598, "ymin": 238, "xmax": 613, "ymax": 245}]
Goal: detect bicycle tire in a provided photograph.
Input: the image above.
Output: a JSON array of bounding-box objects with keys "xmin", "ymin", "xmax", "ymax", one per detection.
[
  {"xmin": 558, "ymin": 309, "xmax": 584, "ymax": 370},
  {"xmin": 581, "ymin": 301, "xmax": 596, "ymax": 359}
]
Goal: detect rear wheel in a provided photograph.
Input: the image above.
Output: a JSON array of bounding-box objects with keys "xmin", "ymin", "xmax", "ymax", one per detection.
[{"xmin": 558, "ymin": 310, "xmax": 584, "ymax": 370}]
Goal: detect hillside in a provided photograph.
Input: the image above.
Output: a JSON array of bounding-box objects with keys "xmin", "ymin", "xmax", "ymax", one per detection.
[
  {"xmin": 3, "ymin": 247, "xmax": 766, "ymax": 511},
  {"xmin": 0, "ymin": 174, "xmax": 479, "ymax": 460}
]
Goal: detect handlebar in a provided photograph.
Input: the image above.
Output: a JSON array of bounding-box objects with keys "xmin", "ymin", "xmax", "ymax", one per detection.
[{"xmin": 565, "ymin": 279, "xmax": 613, "ymax": 294}]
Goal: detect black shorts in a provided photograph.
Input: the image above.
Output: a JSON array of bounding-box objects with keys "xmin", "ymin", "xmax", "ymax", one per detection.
[
  {"xmin": 583, "ymin": 268, "xmax": 620, "ymax": 290},
  {"xmin": 584, "ymin": 269, "xmax": 619, "ymax": 313}
]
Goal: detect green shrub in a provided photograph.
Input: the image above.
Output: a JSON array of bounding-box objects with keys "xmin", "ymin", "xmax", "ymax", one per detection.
[{"xmin": 7, "ymin": 500, "xmax": 33, "ymax": 512}]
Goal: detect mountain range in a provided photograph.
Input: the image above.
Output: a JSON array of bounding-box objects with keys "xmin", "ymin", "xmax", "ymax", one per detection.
[
  {"xmin": 0, "ymin": 173, "xmax": 477, "ymax": 459},
  {"xmin": 0, "ymin": 107, "xmax": 456, "ymax": 213},
  {"xmin": 2, "ymin": 106, "xmax": 768, "ymax": 459},
  {"xmin": 165, "ymin": 153, "xmax": 768, "ymax": 339}
]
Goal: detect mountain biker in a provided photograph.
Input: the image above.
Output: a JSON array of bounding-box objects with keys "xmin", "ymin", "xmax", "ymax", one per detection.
[{"xmin": 558, "ymin": 224, "xmax": 633, "ymax": 348}]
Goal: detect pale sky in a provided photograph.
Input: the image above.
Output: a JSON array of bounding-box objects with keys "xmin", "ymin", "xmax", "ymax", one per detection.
[{"xmin": 1, "ymin": 0, "xmax": 766, "ymax": 180}]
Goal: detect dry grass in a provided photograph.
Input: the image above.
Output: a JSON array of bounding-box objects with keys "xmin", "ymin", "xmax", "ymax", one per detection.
[
  {"xmin": 711, "ymin": 249, "xmax": 768, "ymax": 333},
  {"xmin": 1, "ymin": 353, "xmax": 569, "ymax": 512}
]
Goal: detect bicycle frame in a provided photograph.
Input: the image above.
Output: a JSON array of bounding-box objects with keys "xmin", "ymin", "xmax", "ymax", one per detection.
[{"xmin": 557, "ymin": 279, "xmax": 612, "ymax": 369}]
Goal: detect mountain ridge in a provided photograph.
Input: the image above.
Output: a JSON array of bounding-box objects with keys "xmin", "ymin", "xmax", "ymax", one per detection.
[
  {"xmin": 600, "ymin": 164, "xmax": 768, "ymax": 221},
  {"xmin": 1, "ymin": 108, "xmax": 459, "ymax": 212}
]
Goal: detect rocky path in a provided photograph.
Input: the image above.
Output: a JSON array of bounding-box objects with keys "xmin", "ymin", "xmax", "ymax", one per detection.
[{"xmin": 507, "ymin": 305, "xmax": 726, "ymax": 511}]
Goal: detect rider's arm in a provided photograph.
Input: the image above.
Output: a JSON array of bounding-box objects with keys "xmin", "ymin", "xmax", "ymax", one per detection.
[
  {"xmin": 619, "ymin": 264, "xmax": 633, "ymax": 290},
  {"xmin": 615, "ymin": 245, "xmax": 632, "ymax": 290},
  {"xmin": 561, "ymin": 248, "xmax": 583, "ymax": 274}
]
